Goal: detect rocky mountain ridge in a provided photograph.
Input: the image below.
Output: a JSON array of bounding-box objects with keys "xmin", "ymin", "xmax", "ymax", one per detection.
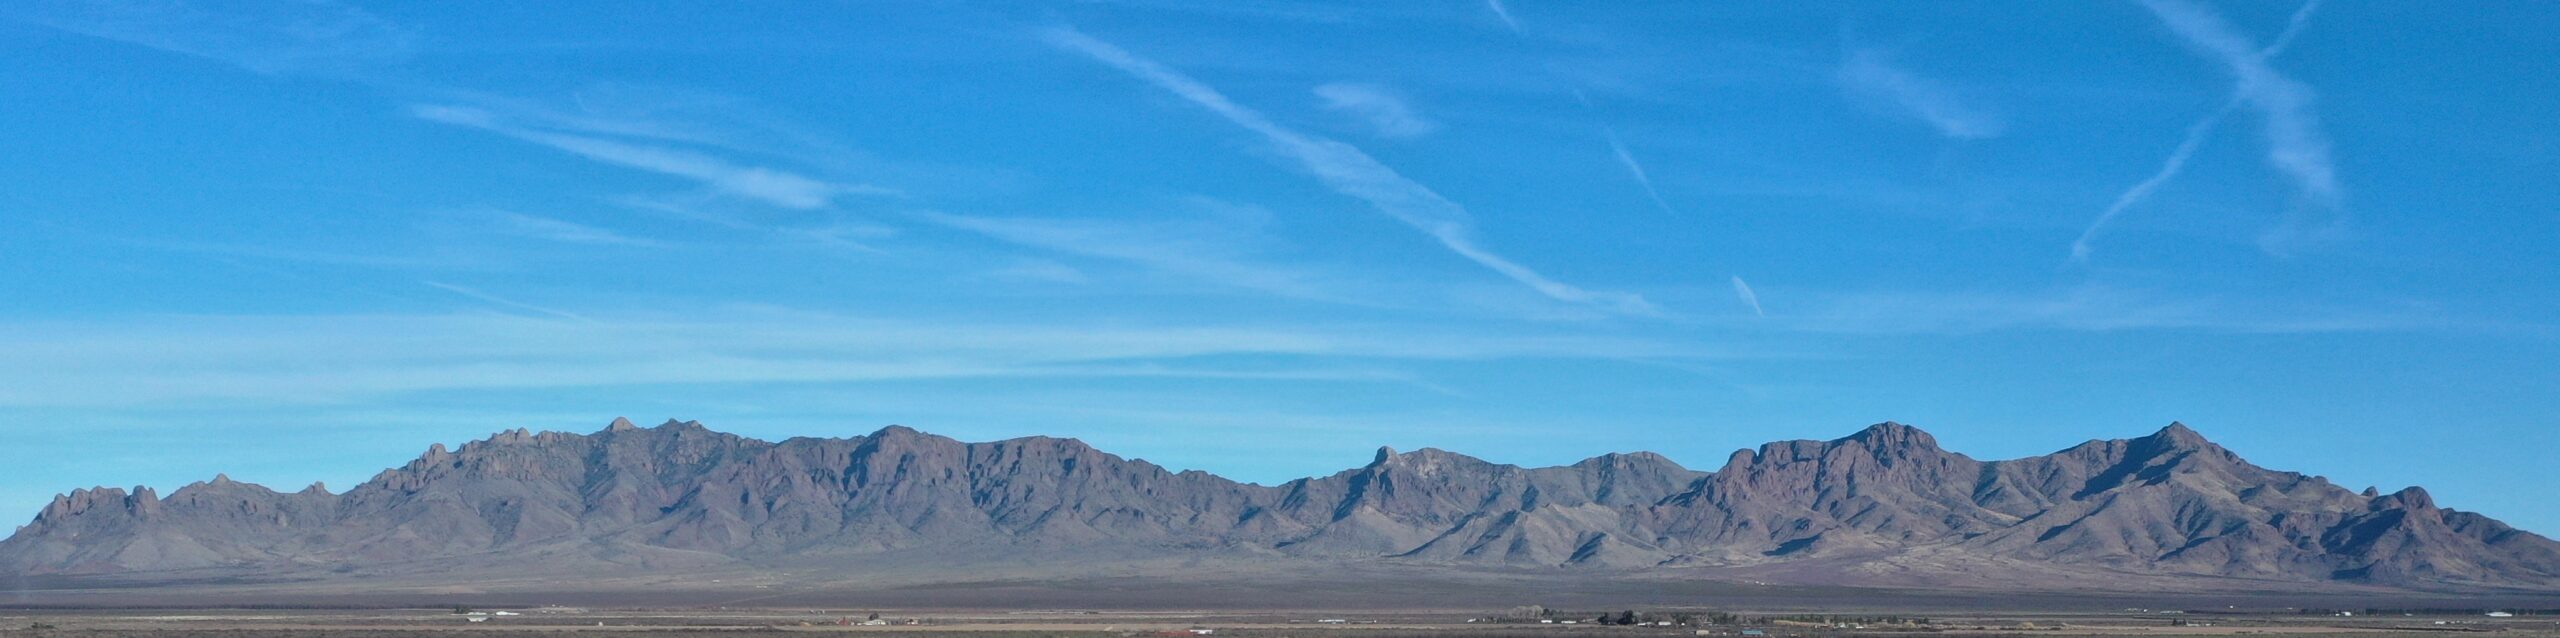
[{"xmin": 6, "ymin": 419, "xmax": 2555, "ymax": 592}]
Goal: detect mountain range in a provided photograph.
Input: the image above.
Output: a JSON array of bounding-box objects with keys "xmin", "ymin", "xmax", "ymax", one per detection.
[{"xmin": 7, "ymin": 419, "xmax": 2557, "ymax": 594}]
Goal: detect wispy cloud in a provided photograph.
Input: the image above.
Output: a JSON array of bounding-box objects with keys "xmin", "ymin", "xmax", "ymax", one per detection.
[
  {"xmin": 1484, "ymin": 0, "xmax": 1523, "ymax": 34},
  {"xmin": 1602, "ymin": 126, "xmax": 1678, "ymax": 216},
  {"xmin": 2144, "ymin": 0, "xmax": 2338, "ymax": 209},
  {"xmin": 1043, "ymin": 26, "xmax": 1655, "ymax": 316},
  {"xmin": 2082, "ymin": 0, "xmax": 2339, "ymax": 260},
  {"xmin": 1563, "ymin": 78, "xmax": 1680, "ymax": 219},
  {"xmin": 1838, "ymin": 49, "xmax": 2005, "ymax": 140},
  {"xmin": 27, "ymin": 3, "xmax": 906, "ymax": 220},
  {"xmin": 0, "ymin": 311, "xmax": 1731, "ymax": 408},
  {"xmin": 479, "ymin": 210, "xmax": 663, "ymax": 247},
  {"xmin": 422, "ymin": 281, "xmax": 596, "ymax": 323},
  {"xmin": 606, "ymin": 194, "xmax": 893, "ymax": 255},
  {"xmin": 20, "ymin": 0, "xmax": 415, "ymax": 76},
  {"xmin": 916, "ymin": 203, "xmax": 1346, "ymax": 303},
  {"xmin": 983, "ymin": 260, "xmax": 1091, "ymax": 285},
  {"xmin": 419, "ymin": 84, "xmax": 965, "ymax": 193},
  {"xmin": 1483, "ymin": 0, "xmax": 1701, "ymax": 233},
  {"xmin": 1730, "ymin": 276, "xmax": 1765, "ymax": 317},
  {"xmin": 113, "ymin": 237, "xmax": 466, "ymax": 271},
  {"xmin": 1778, "ymin": 284, "xmax": 2423, "ymax": 335},
  {"xmin": 412, "ymin": 104, "xmax": 891, "ymax": 210},
  {"xmin": 1314, "ymin": 83, "xmax": 1440, "ymax": 139}
]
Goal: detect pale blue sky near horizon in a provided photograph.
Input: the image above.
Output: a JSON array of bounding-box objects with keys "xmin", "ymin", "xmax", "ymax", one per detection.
[{"xmin": 3, "ymin": 2, "xmax": 2558, "ymax": 535}]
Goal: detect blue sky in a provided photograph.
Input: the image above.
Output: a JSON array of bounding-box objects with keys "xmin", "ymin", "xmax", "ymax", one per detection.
[{"xmin": 3, "ymin": 2, "xmax": 2557, "ymax": 535}]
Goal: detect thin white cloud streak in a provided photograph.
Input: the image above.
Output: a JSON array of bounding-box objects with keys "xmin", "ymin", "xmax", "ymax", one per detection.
[
  {"xmin": 422, "ymin": 282, "xmax": 596, "ymax": 323},
  {"xmin": 2144, "ymin": 0, "xmax": 2338, "ymax": 207},
  {"xmin": 2261, "ymin": 0, "xmax": 2324, "ymax": 56},
  {"xmin": 1777, "ymin": 285, "xmax": 2423, "ymax": 336},
  {"xmin": 1730, "ymin": 276, "xmax": 1765, "ymax": 318},
  {"xmin": 2147, "ymin": 0, "xmax": 2340, "ymax": 252},
  {"xmin": 1314, "ymin": 83, "xmax": 1440, "ymax": 138},
  {"xmin": 29, "ymin": 5, "xmax": 901, "ymax": 216},
  {"xmin": 916, "ymin": 208, "xmax": 1345, "ymax": 303},
  {"xmin": 1042, "ymin": 27, "xmax": 1654, "ymax": 316},
  {"xmin": 482, "ymin": 210, "xmax": 663, "ymax": 247},
  {"xmin": 0, "ymin": 313, "xmax": 1734, "ymax": 408},
  {"xmin": 2076, "ymin": 0, "xmax": 2329, "ymax": 261},
  {"xmin": 2073, "ymin": 107, "xmax": 2232, "ymax": 262},
  {"xmin": 1484, "ymin": 0, "xmax": 1523, "ymax": 33},
  {"xmin": 412, "ymin": 105, "xmax": 889, "ymax": 210},
  {"xmin": 1602, "ymin": 126, "xmax": 1678, "ymax": 216},
  {"xmin": 116, "ymin": 237, "xmax": 477, "ymax": 271},
  {"xmin": 608, "ymin": 194, "xmax": 887, "ymax": 253},
  {"xmin": 1838, "ymin": 49, "xmax": 2005, "ymax": 140},
  {"xmin": 1567, "ymin": 90, "xmax": 1680, "ymax": 218},
  {"xmin": 983, "ymin": 260, "xmax": 1090, "ymax": 285},
  {"xmin": 21, "ymin": 0, "xmax": 415, "ymax": 76}
]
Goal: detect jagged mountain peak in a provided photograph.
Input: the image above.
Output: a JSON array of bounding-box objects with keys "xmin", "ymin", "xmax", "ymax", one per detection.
[
  {"xmin": 1360, "ymin": 446, "xmax": 1676, "ymax": 477},
  {"xmin": 1836, "ymin": 420, "xmax": 1939, "ymax": 447},
  {"xmin": 2039, "ymin": 422, "xmax": 2234, "ymax": 469},
  {"xmin": 170, "ymin": 475, "xmax": 257, "ymax": 498},
  {"xmin": 604, "ymin": 416, "xmax": 639, "ymax": 432},
  {"xmin": 858, "ymin": 424, "xmax": 964, "ymax": 454},
  {"xmin": 1380, "ymin": 447, "xmax": 1481, "ymax": 466},
  {"xmin": 1571, "ymin": 450, "xmax": 1685, "ymax": 471},
  {"xmin": 2376, "ymin": 486, "xmax": 2438, "ymax": 511},
  {"xmin": 1721, "ymin": 421, "xmax": 1967, "ymax": 473},
  {"xmin": 2145, "ymin": 421, "xmax": 2214, "ymax": 448},
  {"xmin": 2106, "ymin": 422, "xmax": 2248, "ymax": 473},
  {"xmin": 865, "ymin": 423, "xmax": 935, "ymax": 441}
]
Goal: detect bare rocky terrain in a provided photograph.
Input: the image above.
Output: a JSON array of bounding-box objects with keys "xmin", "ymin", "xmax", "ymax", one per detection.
[{"xmin": 4, "ymin": 419, "xmax": 2556, "ymax": 604}]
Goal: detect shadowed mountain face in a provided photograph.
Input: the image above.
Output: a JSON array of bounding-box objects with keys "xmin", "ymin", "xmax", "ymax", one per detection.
[{"xmin": 6, "ymin": 419, "xmax": 2556, "ymax": 592}]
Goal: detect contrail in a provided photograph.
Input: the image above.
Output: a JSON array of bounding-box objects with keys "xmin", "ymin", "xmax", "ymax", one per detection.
[
  {"xmin": 2073, "ymin": 104, "xmax": 2234, "ymax": 262},
  {"xmin": 1730, "ymin": 276, "xmax": 1765, "ymax": 317},
  {"xmin": 1484, "ymin": 0, "xmax": 1522, "ymax": 34},
  {"xmin": 424, "ymin": 281, "xmax": 597, "ymax": 323},
  {"xmin": 2076, "ymin": 0, "xmax": 2328, "ymax": 262},
  {"xmin": 1045, "ymin": 27, "xmax": 1655, "ymax": 316},
  {"xmin": 1603, "ymin": 126, "xmax": 1678, "ymax": 216}
]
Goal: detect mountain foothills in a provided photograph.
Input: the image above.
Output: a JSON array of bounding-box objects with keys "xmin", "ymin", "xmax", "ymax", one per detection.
[{"xmin": 6, "ymin": 420, "xmax": 2557, "ymax": 593}]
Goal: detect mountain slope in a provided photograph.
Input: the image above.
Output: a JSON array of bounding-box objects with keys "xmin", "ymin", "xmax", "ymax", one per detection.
[{"xmin": 5, "ymin": 419, "xmax": 2554, "ymax": 592}]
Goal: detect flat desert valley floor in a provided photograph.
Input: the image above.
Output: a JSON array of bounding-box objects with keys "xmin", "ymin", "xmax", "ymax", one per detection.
[
  {"xmin": 4, "ymin": 605, "xmax": 2556, "ymax": 638},
  {"xmin": 7, "ymin": 578, "xmax": 2557, "ymax": 638}
]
